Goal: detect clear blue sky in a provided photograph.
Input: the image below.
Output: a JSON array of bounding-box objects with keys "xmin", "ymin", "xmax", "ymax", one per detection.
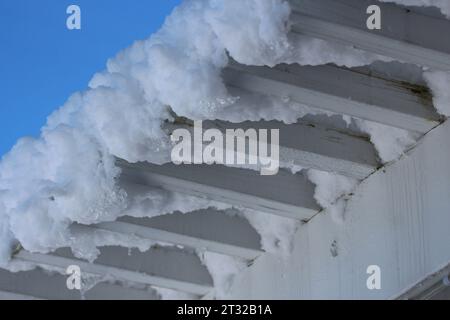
[{"xmin": 0, "ymin": 0, "xmax": 181, "ymax": 157}]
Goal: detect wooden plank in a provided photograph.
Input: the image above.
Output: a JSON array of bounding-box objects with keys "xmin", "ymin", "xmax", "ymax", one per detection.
[
  {"xmin": 119, "ymin": 209, "xmax": 262, "ymax": 255},
  {"xmin": 14, "ymin": 246, "xmax": 213, "ymax": 296},
  {"xmin": 224, "ymin": 62, "xmax": 440, "ymax": 133},
  {"xmin": 397, "ymin": 263, "xmax": 450, "ymax": 300},
  {"xmin": 166, "ymin": 119, "xmax": 379, "ymax": 179},
  {"xmin": 118, "ymin": 160, "xmax": 320, "ymax": 221},
  {"xmin": 72, "ymin": 219, "xmax": 263, "ymax": 260},
  {"xmin": 0, "ymin": 268, "xmax": 160, "ymax": 300},
  {"xmin": 0, "ymin": 290, "xmax": 42, "ymax": 300},
  {"xmin": 289, "ymin": 0, "xmax": 450, "ymax": 70}
]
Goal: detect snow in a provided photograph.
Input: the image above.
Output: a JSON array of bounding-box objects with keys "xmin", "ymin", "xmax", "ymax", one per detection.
[
  {"xmin": 69, "ymin": 228, "xmax": 158, "ymax": 263},
  {"xmin": 0, "ymin": 0, "xmax": 347, "ymax": 265},
  {"xmin": 424, "ymin": 71, "xmax": 450, "ymax": 116},
  {"xmin": 307, "ymin": 170, "xmax": 358, "ymax": 223},
  {"xmin": 122, "ymin": 183, "xmax": 231, "ymax": 220},
  {"xmin": 0, "ymin": 128, "xmax": 127, "ymax": 258},
  {"xmin": 199, "ymin": 251, "xmax": 247, "ymax": 299},
  {"xmin": 154, "ymin": 287, "xmax": 198, "ymax": 300},
  {"xmin": 355, "ymin": 120, "xmax": 419, "ymax": 163},
  {"xmin": 241, "ymin": 209, "xmax": 300, "ymax": 255},
  {"xmin": 1, "ymin": 0, "xmax": 450, "ymax": 299}
]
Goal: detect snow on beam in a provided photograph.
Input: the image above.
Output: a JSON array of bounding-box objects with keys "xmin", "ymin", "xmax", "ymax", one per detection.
[
  {"xmin": 224, "ymin": 62, "xmax": 441, "ymax": 133},
  {"xmin": 289, "ymin": 0, "xmax": 450, "ymax": 71},
  {"xmin": 117, "ymin": 160, "xmax": 320, "ymax": 221},
  {"xmin": 0, "ymin": 268, "xmax": 160, "ymax": 300},
  {"xmin": 13, "ymin": 246, "xmax": 213, "ymax": 296}
]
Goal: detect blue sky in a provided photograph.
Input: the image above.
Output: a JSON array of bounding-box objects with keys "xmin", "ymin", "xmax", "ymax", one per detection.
[{"xmin": 0, "ymin": 0, "xmax": 181, "ymax": 157}]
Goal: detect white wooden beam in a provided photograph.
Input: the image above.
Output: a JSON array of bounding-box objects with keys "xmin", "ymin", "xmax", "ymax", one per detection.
[
  {"xmin": 0, "ymin": 268, "xmax": 160, "ymax": 300},
  {"xmin": 397, "ymin": 263, "xmax": 450, "ymax": 300},
  {"xmin": 121, "ymin": 209, "xmax": 262, "ymax": 255},
  {"xmin": 166, "ymin": 119, "xmax": 379, "ymax": 180},
  {"xmin": 289, "ymin": 0, "xmax": 450, "ymax": 71},
  {"xmin": 71, "ymin": 220, "xmax": 263, "ymax": 260},
  {"xmin": 13, "ymin": 246, "xmax": 213, "ymax": 296},
  {"xmin": 118, "ymin": 160, "xmax": 320, "ymax": 221},
  {"xmin": 0, "ymin": 290, "xmax": 42, "ymax": 300},
  {"xmin": 224, "ymin": 62, "xmax": 441, "ymax": 133}
]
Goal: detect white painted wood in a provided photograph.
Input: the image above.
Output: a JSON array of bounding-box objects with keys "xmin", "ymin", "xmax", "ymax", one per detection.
[
  {"xmin": 226, "ymin": 120, "xmax": 450, "ymax": 299},
  {"xmin": 397, "ymin": 263, "xmax": 450, "ymax": 299},
  {"xmin": 201, "ymin": 290, "xmax": 217, "ymax": 300},
  {"xmin": 289, "ymin": 0, "xmax": 450, "ymax": 71},
  {"xmin": 120, "ymin": 209, "xmax": 262, "ymax": 255},
  {"xmin": 118, "ymin": 160, "xmax": 320, "ymax": 220},
  {"xmin": 224, "ymin": 62, "xmax": 440, "ymax": 133},
  {"xmin": 72, "ymin": 221, "xmax": 263, "ymax": 260},
  {"xmin": 0, "ymin": 290, "xmax": 42, "ymax": 300},
  {"xmin": 0, "ymin": 268, "xmax": 160, "ymax": 300},
  {"xmin": 14, "ymin": 247, "xmax": 213, "ymax": 296},
  {"xmin": 429, "ymin": 287, "xmax": 450, "ymax": 300},
  {"xmin": 167, "ymin": 119, "xmax": 379, "ymax": 179}
]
